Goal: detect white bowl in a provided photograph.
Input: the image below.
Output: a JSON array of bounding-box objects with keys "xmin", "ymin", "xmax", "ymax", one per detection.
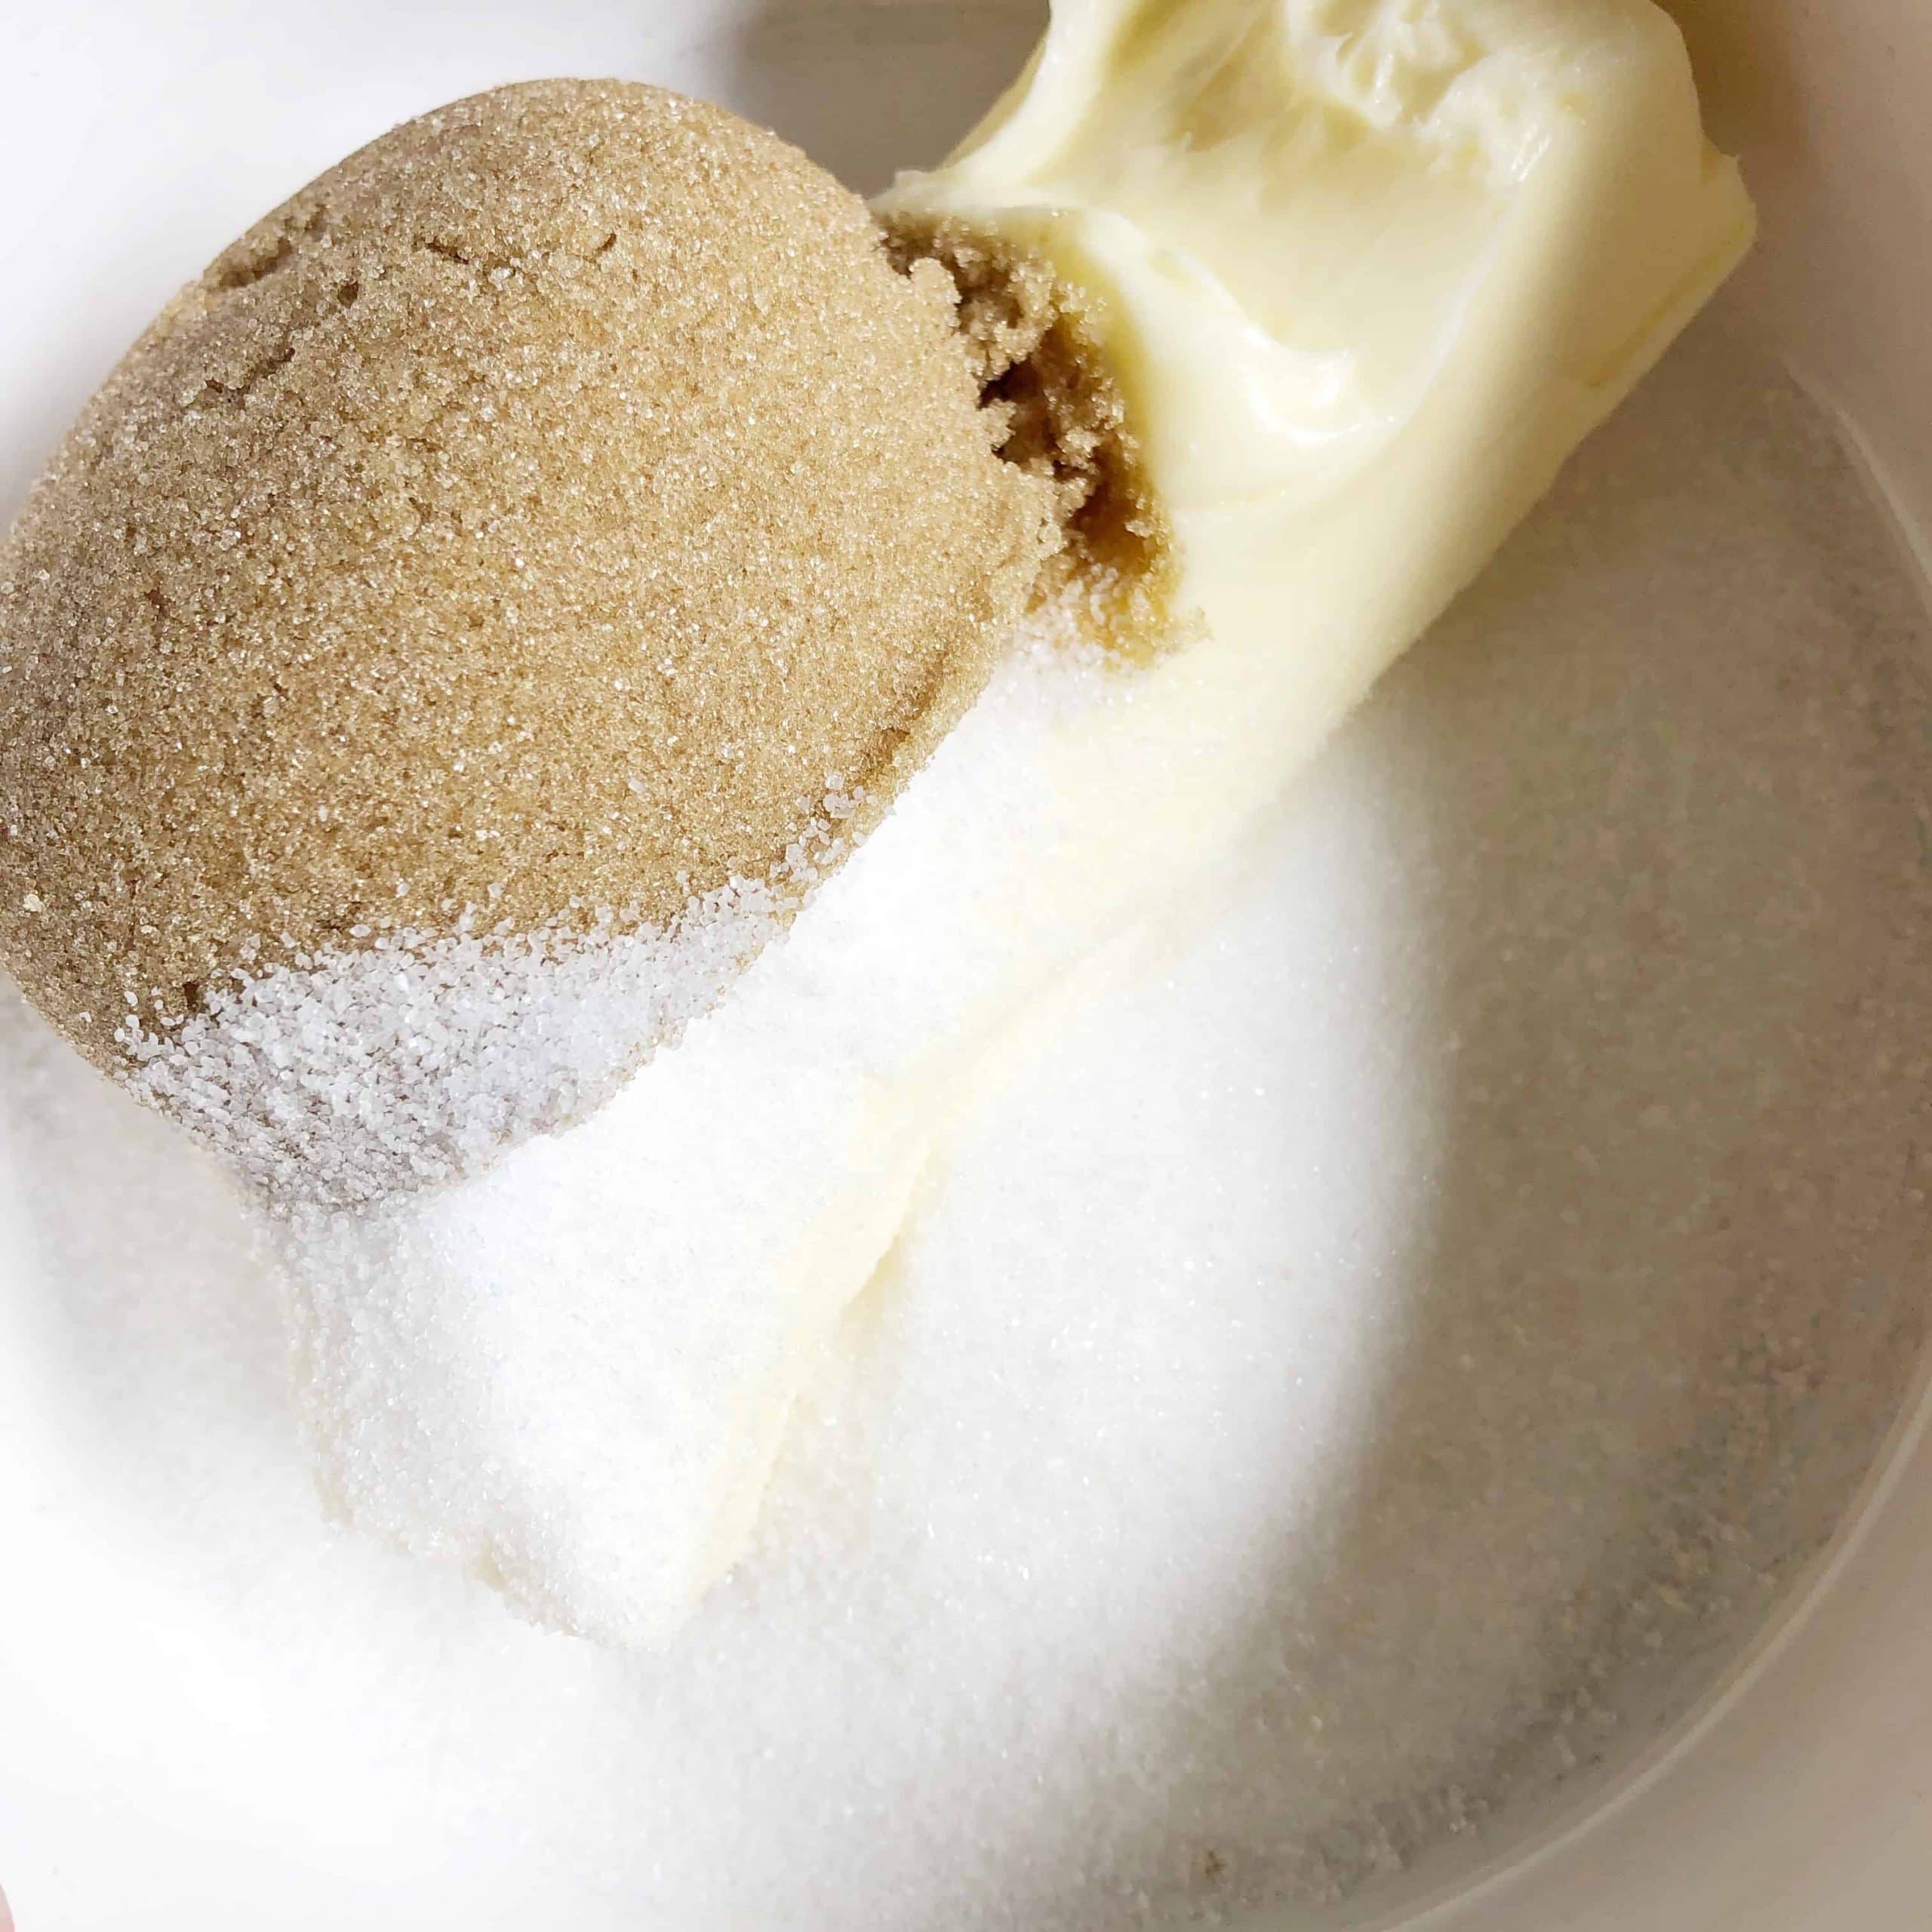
[{"xmin": 1, "ymin": 4, "xmax": 1926, "ymax": 1926}]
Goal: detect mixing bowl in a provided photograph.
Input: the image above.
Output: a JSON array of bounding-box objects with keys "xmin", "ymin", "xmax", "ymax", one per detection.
[{"xmin": 1, "ymin": 3, "xmax": 1926, "ymax": 1926}]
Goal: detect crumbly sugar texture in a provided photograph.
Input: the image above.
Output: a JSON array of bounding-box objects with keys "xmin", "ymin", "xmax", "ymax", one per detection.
[
  {"xmin": 885, "ymin": 212, "xmax": 1179, "ymax": 653},
  {"xmin": 0, "ymin": 79, "xmax": 1055, "ymax": 1122}
]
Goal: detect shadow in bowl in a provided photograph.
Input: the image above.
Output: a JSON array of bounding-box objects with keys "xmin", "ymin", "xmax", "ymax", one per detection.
[{"xmin": 716, "ymin": 0, "xmax": 1044, "ymax": 195}]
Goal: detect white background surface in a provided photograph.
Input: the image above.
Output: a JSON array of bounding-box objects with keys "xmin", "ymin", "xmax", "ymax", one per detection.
[{"xmin": 2, "ymin": 3, "xmax": 1930, "ymax": 1928}]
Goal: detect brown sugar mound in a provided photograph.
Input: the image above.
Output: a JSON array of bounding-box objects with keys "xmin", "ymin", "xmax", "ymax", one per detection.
[{"xmin": 0, "ymin": 78, "xmax": 1056, "ymax": 1069}]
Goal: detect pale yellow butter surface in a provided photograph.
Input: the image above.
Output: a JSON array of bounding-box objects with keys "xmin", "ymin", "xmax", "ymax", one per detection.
[{"xmin": 881, "ymin": 0, "xmax": 1753, "ymax": 781}]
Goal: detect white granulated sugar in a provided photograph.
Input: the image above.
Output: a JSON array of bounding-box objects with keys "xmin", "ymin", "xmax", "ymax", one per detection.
[
  {"xmin": 121, "ymin": 877, "xmax": 792, "ymax": 1208},
  {"xmin": 2, "ymin": 310, "xmax": 1931, "ymax": 1932}
]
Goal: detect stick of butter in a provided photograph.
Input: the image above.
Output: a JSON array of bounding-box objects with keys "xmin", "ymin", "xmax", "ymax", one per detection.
[{"xmin": 880, "ymin": 0, "xmax": 1754, "ymax": 797}]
